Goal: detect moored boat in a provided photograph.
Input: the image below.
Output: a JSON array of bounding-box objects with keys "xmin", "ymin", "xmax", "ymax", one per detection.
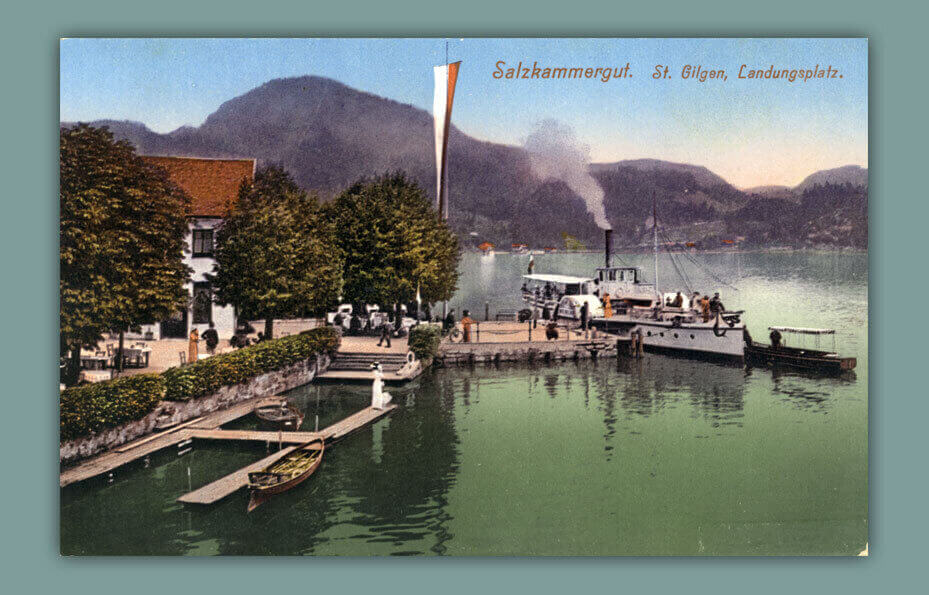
[
  {"xmin": 254, "ymin": 401, "xmax": 304, "ymax": 430},
  {"xmin": 246, "ymin": 438, "xmax": 325, "ymax": 512},
  {"xmin": 589, "ymin": 229, "xmax": 746, "ymax": 362},
  {"xmin": 745, "ymin": 326, "xmax": 856, "ymax": 374}
]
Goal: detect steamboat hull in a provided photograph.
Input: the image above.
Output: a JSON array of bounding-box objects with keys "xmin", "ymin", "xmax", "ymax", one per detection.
[{"xmin": 593, "ymin": 317, "xmax": 746, "ymax": 363}]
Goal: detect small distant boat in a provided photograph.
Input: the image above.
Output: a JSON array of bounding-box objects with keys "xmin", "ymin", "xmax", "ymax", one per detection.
[
  {"xmin": 247, "ymin": 438, "xmax": 325, "ymax": 512},
  {"xmin": 745, "ymin": 326, "xmax": 856, "ymax": 375},
  {"xmin": 255, "ymin": 401, "xmax": 304, "ymax": 430}
]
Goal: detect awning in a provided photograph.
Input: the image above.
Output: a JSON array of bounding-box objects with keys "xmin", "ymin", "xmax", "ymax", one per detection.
[
  {"xmin": 769, "ymin": 327, "xmax": 836, "ymax": 335},
  {"xmin": 523, "ymin": 274, "xmax": 593, "ymax": 284}
]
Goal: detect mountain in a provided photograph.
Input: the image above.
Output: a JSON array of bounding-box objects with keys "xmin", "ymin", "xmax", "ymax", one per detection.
[
  {"xmin": 63, "ymin": 75, "xmax": 867, "ymax": 250},
  {"xmin": 795, "ymin": 165, "xmax": 868, "ymax": 193},
  {"xmin": 743, "ymin": 185, "xmax": 796, "ymax": 199},
  {"xmin": 592, "ymin": 158, "xmax": 732, "ymax": 189}
]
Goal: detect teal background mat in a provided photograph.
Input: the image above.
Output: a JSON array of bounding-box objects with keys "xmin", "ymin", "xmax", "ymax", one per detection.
[{"xmin": 2, "ymin": 0, "xmax": 925, "ymax": 591}]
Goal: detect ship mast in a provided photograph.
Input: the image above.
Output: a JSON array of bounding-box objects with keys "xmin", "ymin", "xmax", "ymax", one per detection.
[{"xmin": 652, "ymin": 191, "xmax": 660, "ymax": 300}]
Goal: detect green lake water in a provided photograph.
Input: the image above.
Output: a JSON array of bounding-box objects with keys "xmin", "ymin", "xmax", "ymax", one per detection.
[{"xmin": 60, "ymin": 251, "xmax": 868, "ymax": 555}]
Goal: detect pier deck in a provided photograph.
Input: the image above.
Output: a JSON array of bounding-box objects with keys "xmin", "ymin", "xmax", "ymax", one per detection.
[
  {"xmin": 177, "ymin": 404, "xmax": 396, "ymax": 505},
  {"xmin": 436, "ymin": 321, "xmax": 631, "ymax": 365},
  {"xmin": 188, "ymin": 429, "xmax": 324, "ymax": 443},
  {"xmin": 176, "ymin": 445, "xmax": 299, "ymax": 505},
  {"xmin": 60, "ymin": 390, "xmax": 396, "ymax": 489}
]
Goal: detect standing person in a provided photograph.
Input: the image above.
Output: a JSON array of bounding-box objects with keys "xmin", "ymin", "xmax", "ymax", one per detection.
[
  {"xmin": 460, "ymin": 310, "xmax": 475, "ymax": 343},
  {"xmin": 377, "ymin": 316, "xmax": 393, "ymax": 348},
  {"xmin": 709, "ymin": 292, "xmax": 725, "ymax": 315},
  {"xmin": 700, "ymin": 293, "xmax": 711, "ymax": 322},
  {"xmin": 188, "ymin": 328, "xmax": 199, "ymax": 364},
  {"xmin": 602, "ymin": 293, "xmax": 613, "ymax": 318},
  {"xmin": 580, "ymin": 301, "xmax": 589, "ymax": 330},
  {"xmin": 671, "ymin": 292, "xmax": 684, "ymax": 308},
  {"xmin": 202, "ymin": 321, "xmax": 219, "ymax": 356},
  {"xmin": 369, "ymin": 363, "xmax": 392, "ymax": 410},
  {"xmin": 443, "ymin": 308, "xmax": 456, "ymax": 333},
  {"xmin": 527, "ymin": 254, "xmax": 535, "ymax": 274},
  {"xmin": 691, "ymin": 292, "xmax": 701, "ymax": 313}
]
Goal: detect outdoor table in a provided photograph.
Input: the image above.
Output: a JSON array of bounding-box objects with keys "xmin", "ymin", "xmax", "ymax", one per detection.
[
  {"xmin": 122, "ymin": 347, "xmax": 152, "ymax": 368},
  {"xmin": 80, "ymin": 352, "xmax": 110, "ymax": 370}
]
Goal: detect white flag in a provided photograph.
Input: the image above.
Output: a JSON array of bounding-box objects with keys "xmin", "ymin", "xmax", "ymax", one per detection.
[{"xmin": 433, "ymin": 61, "xmax": 461, "ymax": 220}]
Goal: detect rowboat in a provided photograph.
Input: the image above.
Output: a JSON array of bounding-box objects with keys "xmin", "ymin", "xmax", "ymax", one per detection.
[
  {"xmin": 246, "ymin": 438, "xmax": 325, "ymax": 512},
  {"xmin": 254, "ymin": 401, "xmax": 304, "ymax": 430}
]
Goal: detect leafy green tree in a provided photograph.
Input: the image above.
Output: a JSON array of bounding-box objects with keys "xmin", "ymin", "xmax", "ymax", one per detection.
[
  {"xmin": 210, "ymin": 165, "xmax": 343, "ymax": 339},
  {"xmin": 60, "ymin": 124, "xmax": 191, "ymax": 385},
  {"xmin": 323, "ymin": 173, "xmax": 459, "ymax": 312}
]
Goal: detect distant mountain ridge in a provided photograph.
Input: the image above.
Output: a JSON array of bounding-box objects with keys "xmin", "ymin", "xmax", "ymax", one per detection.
[
  {"xmin": 795, "ymin": 165, "xmax": 868, "ymax": 193},
  {"xmin": 591, "ymin": 158, "xmax": 733, "ymax": 189},
  {"xmin": 62, "ymin": 75, "xmax": 867, "ymax": 249}
]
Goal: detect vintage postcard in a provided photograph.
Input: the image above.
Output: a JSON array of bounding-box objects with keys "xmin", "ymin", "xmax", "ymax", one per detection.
[{"xmin": 59, "ymin": 38, "xmax": 867, "ymax": 556}]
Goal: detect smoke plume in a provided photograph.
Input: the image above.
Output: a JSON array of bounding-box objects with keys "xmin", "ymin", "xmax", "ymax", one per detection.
[{"xmin": 524, "ymin": 119, "xmax": 610, "ymax": 229}]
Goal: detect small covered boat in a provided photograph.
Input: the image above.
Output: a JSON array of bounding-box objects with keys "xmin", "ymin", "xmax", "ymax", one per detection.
[
  {"xmin": 254, "ymin": 401, "xmax": 304, "ymax": 430},
  {"xmin": 246, "ymin": 438, "xmax": 325, "ymax": 512},
  {"xmin": 745, "ymin": 326, "xmax": 856, "ymax": 375}
]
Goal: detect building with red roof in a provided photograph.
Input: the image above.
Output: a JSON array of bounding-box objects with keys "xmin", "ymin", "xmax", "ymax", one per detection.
[{"xmin": 139, "ymin": 156, "xmax": 256, "ymax": 342}]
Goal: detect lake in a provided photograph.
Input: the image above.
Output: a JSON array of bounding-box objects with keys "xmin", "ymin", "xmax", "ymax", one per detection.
[{"xmin": 60, "ymin": 250, "xmax": 868, "ymax": 555}]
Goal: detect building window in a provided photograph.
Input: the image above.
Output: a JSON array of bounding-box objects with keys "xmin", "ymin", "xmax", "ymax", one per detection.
[
  {"xmin": 192, "ymin": 282, "xmax": 212, "ymax": 324},
  {"xmin": 192, "ymin": 229, "xmax": 214, "ymax": 257}
]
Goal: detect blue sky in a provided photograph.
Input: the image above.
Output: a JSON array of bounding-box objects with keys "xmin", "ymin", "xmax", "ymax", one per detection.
[{"xmin": 60, "ymin": 38, "xmax": 867, "ymax": 188}]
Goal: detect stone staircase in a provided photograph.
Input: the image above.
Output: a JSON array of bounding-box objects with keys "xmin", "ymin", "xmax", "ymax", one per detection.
[
  {"xmin": 327, "ymin": 352, "xmax": 408, "ymax": 373},
  {"xmin": 317, "ymin": 351, "xmax": 417, "ymax": 382}
]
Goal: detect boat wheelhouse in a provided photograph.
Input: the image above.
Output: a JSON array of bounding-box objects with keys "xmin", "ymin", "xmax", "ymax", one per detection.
[{"xmin": 591, "ymin": 265, "xmax": 656, "ymax": 309}]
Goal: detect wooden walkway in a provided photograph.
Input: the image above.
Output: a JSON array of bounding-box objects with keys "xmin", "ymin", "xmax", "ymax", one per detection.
[
  {"xmin": 60, "ymin": 391, "xmax": 396, "ymax": 490},
  {"xmin": 189, "ymin": 429, "xmax": 324, "ymax": 444},
  {"xmin": 176, "ymin": 445, "xmax": 299, "ymax": 505},
  {"xmin": 176, "ymin": 404, "xmax": 396, "ymax": 505}
]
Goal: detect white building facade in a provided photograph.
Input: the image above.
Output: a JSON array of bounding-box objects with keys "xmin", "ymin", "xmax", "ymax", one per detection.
[{"xmin": 137, "ymin": 156, "xmax": 257, "ymax": 341}]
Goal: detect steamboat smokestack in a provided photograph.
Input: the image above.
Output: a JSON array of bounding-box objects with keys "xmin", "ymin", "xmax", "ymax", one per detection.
[{"xmin": 604, "ymin": 228, "xmax": 613, "ymax": 268}]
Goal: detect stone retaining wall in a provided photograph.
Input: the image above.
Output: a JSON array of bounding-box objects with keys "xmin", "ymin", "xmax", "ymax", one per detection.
[{"xmin": 60, "ymin": 354, "xmax": 330, "ymax": 465}]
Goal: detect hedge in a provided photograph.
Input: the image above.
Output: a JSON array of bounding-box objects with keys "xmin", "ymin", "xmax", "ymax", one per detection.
[
  {"xmin": 60, "ymin": 326, "xmax": 340, "ymax": 441},
  {"xmin": 408, "ymin": 324, "xmax": 443, "ymax": 360},
  {"xmin": 161, "ymin": 326, "xmax": 340, "ymax": 401},
  {"xmin": 60, "ymin": 373, "xmax": 165, "ymax": 441}
]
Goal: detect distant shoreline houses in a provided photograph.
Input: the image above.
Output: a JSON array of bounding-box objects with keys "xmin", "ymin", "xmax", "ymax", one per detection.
[{"xmin": 138, "ymin": 155, "xmax": 256, "ymax": 341}]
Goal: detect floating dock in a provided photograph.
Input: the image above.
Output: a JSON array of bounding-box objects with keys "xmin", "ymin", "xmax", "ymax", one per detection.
[
  {"xmin": 60, "ymin": 394, "xmax": 397, "ymax": 490},
  {"xmin": 177, "ymin": 446, "xmax": 299, "ymax": 505},
  {"xmin": 176, "ymin": 404, "xmax": 396, "ymax": 505}
]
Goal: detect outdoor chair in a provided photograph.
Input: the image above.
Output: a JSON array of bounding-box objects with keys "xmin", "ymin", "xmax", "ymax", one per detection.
[{"xmin": 178, "ymin": 351, "xmax": 187, "ymax": 367}]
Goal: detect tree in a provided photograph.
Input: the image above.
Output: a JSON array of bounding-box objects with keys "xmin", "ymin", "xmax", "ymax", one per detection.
[
  {"xmin": 210, "ymin": 165, "xmax": 343, "ymax": 339},
  {"xmin": 323, "ymin": 173, "xmax": 459, "ymax": 312},
  {"xmin": 60, "ymin": 124, "xmax": 191, "ymax": 385}
]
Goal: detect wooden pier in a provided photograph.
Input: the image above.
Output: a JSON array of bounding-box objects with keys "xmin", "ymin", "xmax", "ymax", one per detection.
[
  {"xmin": 176, "ymin": 446, "xmax": 299, "ymax": 505},
  {"xmin": 60, "ymin": 394, "xmax": 397, "ymax": 491},
  {"xmin": 176, "ymin": 404, "xmax": 396, "ymax": 505},
  {"xmin": 435, "ymin": 321, "xmax": 638, "ymax": 366}
]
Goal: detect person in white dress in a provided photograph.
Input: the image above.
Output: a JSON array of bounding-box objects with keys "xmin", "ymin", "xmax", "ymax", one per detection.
[{"xmin": 370, "ymin": 362, "xmax": 392, "ymax": 409}]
